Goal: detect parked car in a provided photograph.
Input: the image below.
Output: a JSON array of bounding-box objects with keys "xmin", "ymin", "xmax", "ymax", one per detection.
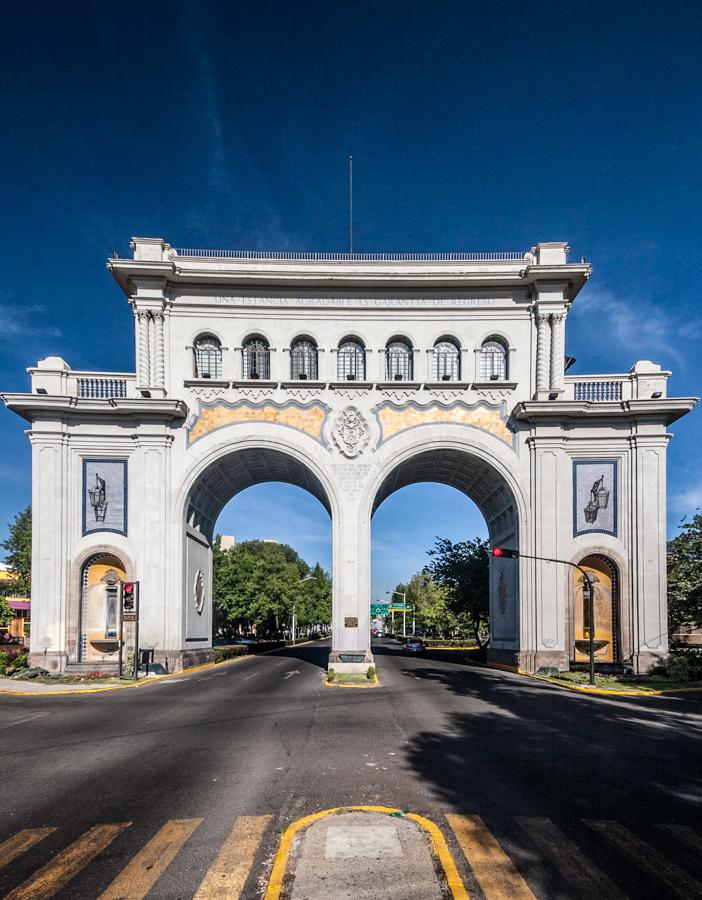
[
  {"xmin": 371, "ymin": 628, "xmax": 379, "ymax": 637},
  {"xmin": 403, "ymin": 637, "xmax": 426, "ymax": 655}
]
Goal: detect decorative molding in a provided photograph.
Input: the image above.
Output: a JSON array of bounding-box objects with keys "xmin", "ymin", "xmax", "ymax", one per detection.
[
  {"xmin": 380, "ymin": 388, "xmax": 419, "ymax": 404},
  {"xmin": 187, "ymin": 399, "xmax": 331, "ymax": 446},
  {"xmin": 189, "ymin": 386, "xmax": 227, "ymax": 402},
  {"xmin": 332, "ymin": 387, "xmax": 372, "ymax": 401},
  {"xmin": 373, "ymin": 400, "xmax": 514, "ymax": 447},
  {"xmin": 285, "ymin": 387, "xmax": 321, "ymax": 403},
  {"xmin": 475, "ymin": 388, "xmax": 513, "ymax": 404},
  {"xmin": 236, "ymin": 386, "xmax": 276, "ymax": 403},
  {"xmin": 331, "ymin": 407, "xmax": 370, "ymax": 458},
  {"xmin": 427, "ymin": 388, "xmax": 469, "ymax": 402}
]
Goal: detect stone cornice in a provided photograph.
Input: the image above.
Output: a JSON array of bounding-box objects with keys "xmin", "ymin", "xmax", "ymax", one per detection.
[
  {"xmin": 108, "ymin": 257, "xmax": 592, "ymax": 297},
  {"xmin": 513, "ymin": 397, "xmax": 697, "ymax": 426},
  {"xmin": 2, "ymin": 393, "xmax": 188, "ymax": 423}
]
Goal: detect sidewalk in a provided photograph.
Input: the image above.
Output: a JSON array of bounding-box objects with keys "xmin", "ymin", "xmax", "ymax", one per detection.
[{"xmin": 0, "ymin": 676, "xmax": 128, "ymax": 693}]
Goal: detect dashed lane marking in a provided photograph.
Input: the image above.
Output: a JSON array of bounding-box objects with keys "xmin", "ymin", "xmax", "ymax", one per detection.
[
  {"xmin": 585, "ymin": 820, "xmax": 702, "ymax": 899},
  {"xmin": 0, "ymin": 828, "xmax": 56, "ymax": 869},
  {"xmin": 516, "ymin": 816, "xmax": 627, "ymax": 899},
  {"xmin": 4, "ymin": 823, "xmax": 131, "ymax": 900},
  {"xmin": 446, "ymin": 814, "xmax": 536, "ymax": 900},
  {"xmin": 194, "ymin": 815, "xmax": 272, "ymax": 899},
  {"xmin": 99, "ymin": 818, "xmax": 202, "ymax": 900}
]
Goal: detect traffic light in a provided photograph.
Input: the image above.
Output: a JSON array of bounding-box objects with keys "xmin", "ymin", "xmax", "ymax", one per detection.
[
  {"xmin": 492, "ymin": 547, "xmax": 519, "ymax": 559},
  {"xmin": 122, "ymin": 581, "xmax": 139, "ymax": 612}
]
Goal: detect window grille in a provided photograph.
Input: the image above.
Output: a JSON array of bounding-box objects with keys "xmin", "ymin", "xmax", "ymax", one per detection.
[
  {"xmin": 194, "ymin": 335, "xmax": 223, "ymax": 379},
  {"xmin": 338, "ymin": 339, "xmax": 365, "ymax": 381},
  {"xmin": 291, "ymin": 338, "xmax": 318, "ymax": 380},
  {"xmin": 433, "ymin": 340, "xmax": 460, "ymax": 381},
  {"xmin": 479, "ymin": 339, "xmax": 507, "ymax": 381},
  {"xmin": 386, "ymin": 340, "xmax": 413, "ymax": 381},
  {"xmin": 243, "ymin": 336, "xmax": 271, "ymax": 379}
]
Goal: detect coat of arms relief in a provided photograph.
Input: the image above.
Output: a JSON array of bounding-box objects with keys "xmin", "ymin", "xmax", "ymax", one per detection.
[{"xmin": 332, "ymin": 406, "xmax": 370, "ymax": 458}]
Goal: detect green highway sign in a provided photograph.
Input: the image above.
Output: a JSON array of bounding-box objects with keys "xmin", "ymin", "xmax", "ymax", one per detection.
[
  {"xmin": 389, "ymin": 603, "xmax": 411, "ymax": 611},
  {"xmin": 370, "ymin": 603, "xmax": 389, "ymax": 615}
]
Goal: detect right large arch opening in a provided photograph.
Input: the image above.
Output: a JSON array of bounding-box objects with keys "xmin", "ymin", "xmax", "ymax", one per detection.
[{"xmin": 371, "ymin": 448, "xmax": 519, "ymax": 656}]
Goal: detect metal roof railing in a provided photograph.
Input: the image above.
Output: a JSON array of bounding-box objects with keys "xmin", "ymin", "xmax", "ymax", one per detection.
[{"xmin": 171, "ymin": 248, "xmax": 530, "ymax": 262}]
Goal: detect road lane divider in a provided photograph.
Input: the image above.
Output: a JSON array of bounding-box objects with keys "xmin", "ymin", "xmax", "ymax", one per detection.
[
  {"xmin": 446, "ymin": 813, "xmax": 536, "ymax": 900},
  {"xmin": 99, "ymin": 818, "xmax": 202, "ymax": 900},
  {"xmin": 586, "ymin": 820, "xmax": 702, "ymax": 899},
  {"xmin": 194, "ymin": 815, "xmax": 272, "ymax": 898},
  {"xmin": 516, "ymin": 816, "xmax": 626, "ymax": 899},
  {"xmin": 5, "ymin": 822, "xmax": 131, "ymax": 900},
  {"xmin": 0, "ymin": 828, "xmax": 56, "ymax": 869}
]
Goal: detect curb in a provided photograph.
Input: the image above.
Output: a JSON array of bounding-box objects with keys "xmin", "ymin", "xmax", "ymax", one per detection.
[
  {"xmin": 323, "ymin": 673, "xmax": 380, "ymax": 689},
  {"xmin": 470, "ymin": 660, "xmax": 702, "ymax": 698},
  {"xmin": 0, "ymin": 637, "xmax": 328, "ymax": 697},
  {"xmin": 263, "ymin": 805, "xmax": 467, "ymax": 900}
]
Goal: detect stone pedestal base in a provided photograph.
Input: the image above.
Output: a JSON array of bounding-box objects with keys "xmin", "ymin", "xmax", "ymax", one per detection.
[
  {"xmin": 328, "ymin": 649, "xmax": 374, "ymax": 675},
  {"xmin": 488, "ymin": 648, "xmax": 569, "ymax": 673},
  {"xmin": 29, "ymin": 651, "xmax": 69, "ymax": 673},
  {"xmin": 633, "ymin": 650, "xmax": 667, "ymax": 674}
]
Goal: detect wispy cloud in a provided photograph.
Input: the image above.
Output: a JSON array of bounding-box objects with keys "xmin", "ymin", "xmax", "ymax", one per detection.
[
  {"xmin": 0, "ymin": 295, "xmax": 61, "ymax": 340},
  {"xmin": 570, "ymin": 287, "xmax": 690, "ymax": 372}
]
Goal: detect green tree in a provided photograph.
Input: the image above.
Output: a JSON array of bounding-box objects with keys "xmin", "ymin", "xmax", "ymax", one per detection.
[
  {"xmin": 425, "ymin": 536, "xmax": 491, "ymax": 647},
  {"xmin": 1, "ymin": 507, "xmax": 31, "ymax": 597},
  {"xmin": 668, "ymin": 512, "xmax": 702, "ymax": 636},
  {"xmin": 392, "ymin": 571, "xmax": 458, "ymax": 636},
  {"xmin": 0, "ymin": 597, "xmax": 13, "ymax": 628},
  {"xmin": 212, "ymin": 538, "xmax": 331, "ymax": 639}
]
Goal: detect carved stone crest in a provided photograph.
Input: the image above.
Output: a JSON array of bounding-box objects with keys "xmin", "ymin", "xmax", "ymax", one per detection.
[
  {"xmin": 332, "ymin": 406, "xmax": 370, "ymax": 458},
  {"xmin": 193, "ymin": 569, "xmax": 205, "ymax": 615}
]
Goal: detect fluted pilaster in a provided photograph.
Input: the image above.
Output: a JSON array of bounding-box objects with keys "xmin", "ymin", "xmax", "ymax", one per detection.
[
  {"xmin": 535, "ymin": 313, "xmax": 551, "ymax": 395},
  {"xmin": 549, "ymin": 312, "xmax": 566, "ymax": 394}
]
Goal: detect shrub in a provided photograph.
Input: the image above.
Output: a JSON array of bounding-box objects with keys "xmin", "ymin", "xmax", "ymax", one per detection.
[
  {"xmin": 213, "ymin": 644, "xmax": 248, "ymax": 663},
  {"xmin": 12, "ymin": 654, "xmax": 28, "ymax": 670},
  {"xmin": 366, "ymin": 665, "xmax": 376, "ymax": 681},
  {"xmin": 0, "ymin": 650, "xmax": 7, "ymax": 675},
  {"xmin": 664, "ymin": 654, "xmax": 693, "ymax": 682},
  {"xmin": 327, "ymin": 668, "xmax": 335, "ymax": 682}
]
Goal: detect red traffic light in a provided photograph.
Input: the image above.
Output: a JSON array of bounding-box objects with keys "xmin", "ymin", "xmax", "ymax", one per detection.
[
  {"xmin": 122, "ymin": 581, "xmax": 138, "ymax": 611},
  {"xmin": 492, "ymin": 547, "xmax": 519, "ymax": 559}
]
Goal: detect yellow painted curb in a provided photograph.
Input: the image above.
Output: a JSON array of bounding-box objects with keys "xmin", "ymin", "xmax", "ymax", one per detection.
[
  {"xmin": 0, "ymin": 653, "xmax": 249, "ymax": 696},
  {"xmin": 473, "ymin": 660, "xmax": 702, "ymax": 698},
  {"xmin": 264, "ymin": 805, "xmax": 467, "ymax": 900},
  {"xmin": 427, "ymin": 646, "xmax": 479, "ymax": 652}
]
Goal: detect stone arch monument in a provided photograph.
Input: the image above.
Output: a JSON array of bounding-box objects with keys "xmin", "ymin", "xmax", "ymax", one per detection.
[{"xmin": 3, "ymin": 238, "xmax": 696, "ymax": 674}]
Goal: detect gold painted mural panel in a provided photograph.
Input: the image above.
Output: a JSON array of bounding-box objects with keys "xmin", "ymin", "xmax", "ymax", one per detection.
[
  {"xmin": 189, "ymin": 402, "xmax": 327, "ymax": 445},
  {"xmin": 377, "ymin": 404, "xmax": 512, "ymax": 446}
]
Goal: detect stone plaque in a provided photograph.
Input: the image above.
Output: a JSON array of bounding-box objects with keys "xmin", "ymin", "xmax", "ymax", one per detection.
[{"xmin": 344, "ymin": 617, "xmax": 359, "ymax": 628}]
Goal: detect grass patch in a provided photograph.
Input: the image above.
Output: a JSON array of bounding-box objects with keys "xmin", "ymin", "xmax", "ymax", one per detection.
[
  {"xmin": 326, "ymin": 670, "xmax": 376, "ymax": 686},
  {"xmin": 543, "ymin": 670, "xmax": 702, "ymax": 693}
]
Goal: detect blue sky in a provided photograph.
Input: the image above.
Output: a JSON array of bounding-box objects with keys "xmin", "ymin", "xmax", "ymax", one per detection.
[{"xmin": 1, "ymin": 1, "xmax": 700, "ymax": 596}]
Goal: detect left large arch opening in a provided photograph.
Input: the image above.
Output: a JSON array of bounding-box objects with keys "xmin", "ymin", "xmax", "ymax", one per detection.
[{"xmin": 182, "ymin": 448, "xmax": 333, "ymax": 663}]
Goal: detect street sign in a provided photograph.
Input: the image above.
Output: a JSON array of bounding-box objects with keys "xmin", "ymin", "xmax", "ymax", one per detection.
[
  {"xmin": 389, "ymin": 603, "xmax": 411, "ymax": 611},
  {"xmin": 370, "ymin": 603, "xmax": 389, "ymax": 615}
]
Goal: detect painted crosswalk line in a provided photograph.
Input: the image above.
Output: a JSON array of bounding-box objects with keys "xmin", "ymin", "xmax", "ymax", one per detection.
[
  {"xmin": 446, "ymin": 814, "xmax": 536, "ymax": 900},
  {"xmin": 100, "ymin": 818, "xmax": 203, "ymax": 900},
  {"xmin": 4, "ymin": 823, "xmax": 131, "ymax": 900},
  {"xmin": 0, "ymin": 828, "xmax": 56, "ymax": 869},
  {"xmin": 516, "ymin": 816, "xmax": 627, "ymax": 899},
  {"xmin": 194, "ymin": 814, "xmax": 272, "ymax": 898},
  {"xmin": 586, "ymin": 820, "xmax": 702, "ymax": 900}
]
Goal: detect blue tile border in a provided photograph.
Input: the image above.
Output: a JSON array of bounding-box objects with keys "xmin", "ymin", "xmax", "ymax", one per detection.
[{"xmin": 82, "ymin": 457, "xmax": 128, "ymax": 537}]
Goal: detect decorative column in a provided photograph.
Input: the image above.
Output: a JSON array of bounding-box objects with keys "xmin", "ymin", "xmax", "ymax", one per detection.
[
  {"xmin": 154, "ymin": 312, "xmax": 165, "ymax": 388},
  {"xmin": 549, "ymin": 312, "xmax": 566, "ymax": 395},
  {"xmin": 535, "ymin": 312, "xmax": 551, "ymax": 396},
  {"xmin": 137, "ymin": 311, "xmax": 151, "ymax": 386}
]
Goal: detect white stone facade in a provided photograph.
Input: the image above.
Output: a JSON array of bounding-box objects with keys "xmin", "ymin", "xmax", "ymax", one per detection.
[{"xmin": 3, "ymin": 239, "xmax": 696, "ymax": 674}]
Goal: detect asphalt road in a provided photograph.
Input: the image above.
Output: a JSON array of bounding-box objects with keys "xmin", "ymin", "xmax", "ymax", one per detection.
[{"xmin": 1, "ymin": 638, "xmax": 702, "ymax": 898}]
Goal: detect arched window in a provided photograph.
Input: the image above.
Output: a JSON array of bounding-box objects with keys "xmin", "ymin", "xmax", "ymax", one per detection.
[
  {"xmin": 291, "ymin": 337, "xmax": 318, "ymax": 380},
  {"xmin": 433, "ymin": 338, "xmax": 460, "ymax": 381},
  {"xmin": 242, "ymin": 335, "xmax": 270, "ymax": 380},
  {"xmin": 194, "ymin": 334, "xmax": 223, "ymax": 379},
  {"xmin": 479, "ymin": 338, "xmax": 508, "ymax": 381},
  {"xmin": 338, "ymin": 338, "xmax": 365, "ymax": 381},
  {"xmin": 385, "ymin": 338, "xmax": 413, "ymax": 381}
]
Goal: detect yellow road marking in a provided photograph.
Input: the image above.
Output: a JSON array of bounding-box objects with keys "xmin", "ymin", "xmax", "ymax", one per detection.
[
  {"xmin": 586, "ymin": 820, "xmax": 702, "ymax": 899},
  {"xmin": 0, "ymin": 828, "xmax": 56, "ymax": 868},
  {"xmin": 194, "ymin": 815, "xmax": 272, "ymax": 898},
  {"xmin": 5, "ymin": 823, "xmax": 130, "ymax": 900},
  {"xmin": 265, "ymin": 805, "xmax": 467, "ymax": 900},
  {"xmin": 99, "ymin": 818, "xmax": 202, "ymax": 900},
  {"xmin": 446, "ymin": 814, "xmax": 536, "ymax": 900},
  {"xmin": 659, "ymin": 823, "xmax": 702, "ymax": 854},
  {"xmin": 516, "ymin": 816, "xmax": 626, "ymax": 899}
]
